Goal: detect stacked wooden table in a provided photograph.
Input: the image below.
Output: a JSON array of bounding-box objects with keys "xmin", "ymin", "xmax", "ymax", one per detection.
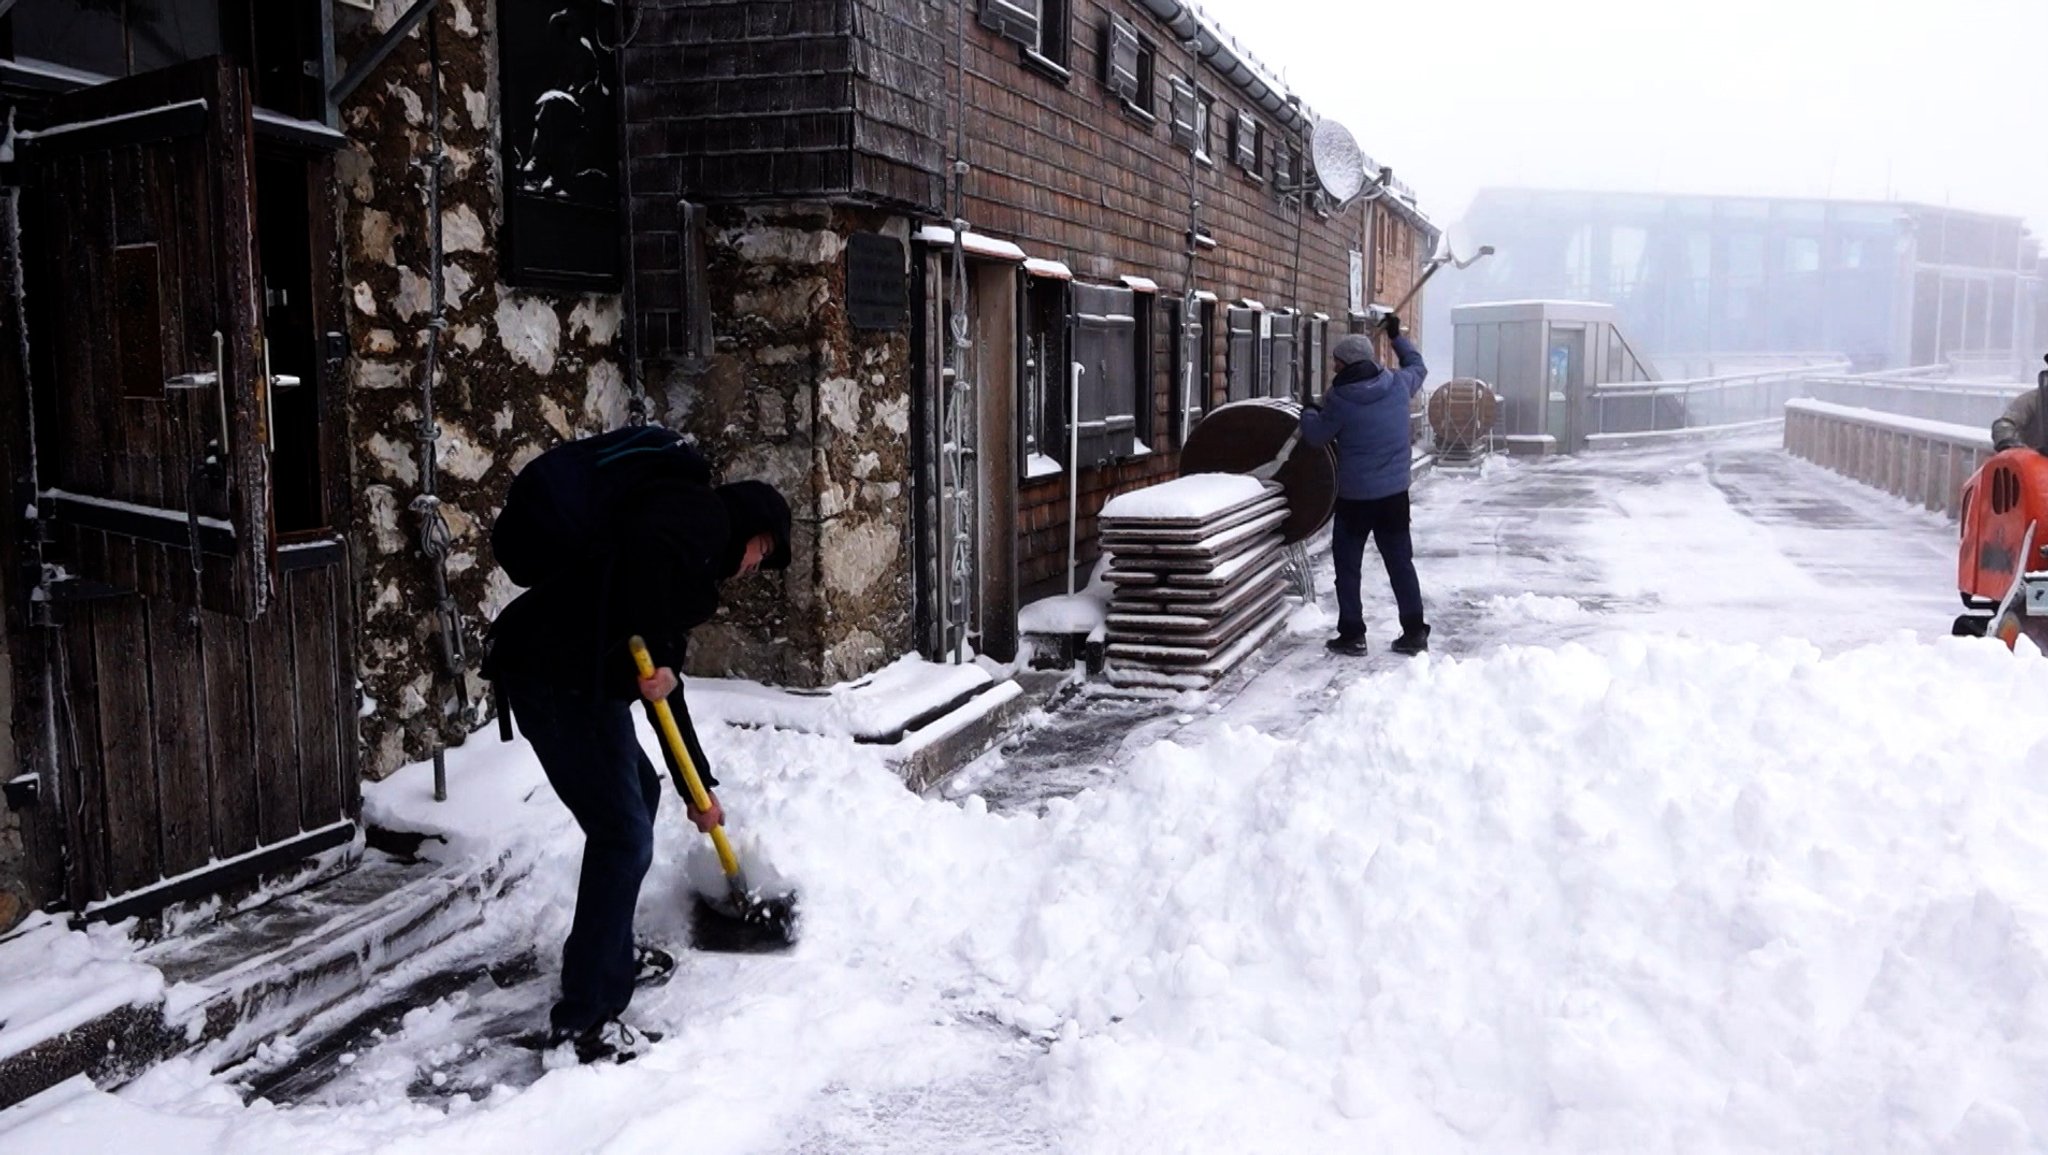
[{"xmin": 1099, "ymin": 475, "xmax": 1292, "ymax": 691}]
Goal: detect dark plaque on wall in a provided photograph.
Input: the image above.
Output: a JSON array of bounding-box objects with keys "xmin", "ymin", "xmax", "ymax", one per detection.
[{"xmin": 846, "ymin": 233, "xmax": 908, "ymax": 330}]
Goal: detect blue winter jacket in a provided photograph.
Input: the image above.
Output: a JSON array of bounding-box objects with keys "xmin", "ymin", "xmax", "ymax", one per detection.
[{"xmin": 1300, "ymin": 336, "xmax": 1428, "ymax": 501}]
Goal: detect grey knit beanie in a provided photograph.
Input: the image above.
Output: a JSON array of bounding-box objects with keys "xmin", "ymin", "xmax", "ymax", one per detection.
[{"xmin": 1332, "ymin": 334, "xmax": 1378, "ymax": 368}]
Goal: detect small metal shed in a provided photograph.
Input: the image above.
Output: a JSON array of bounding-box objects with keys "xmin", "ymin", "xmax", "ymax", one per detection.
[{"xmin": 1451, "ymin": 300, "xmax": 1654, "ymax": 454}]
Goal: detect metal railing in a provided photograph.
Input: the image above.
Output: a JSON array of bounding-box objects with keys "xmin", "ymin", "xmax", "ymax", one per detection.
[
  {"xmin": 1796, "ymin": 374, "xmax": 2025, "ymax": 429},
  {"xmin": 1783, "ymin": 399, "xmax": 1992, "ymax": 519},
  {"xmin": 1590, "ymin": 362, "xmax": 1851, "ymax": 437}
]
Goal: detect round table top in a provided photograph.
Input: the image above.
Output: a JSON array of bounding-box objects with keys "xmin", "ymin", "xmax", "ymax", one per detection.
[{"xmin": 1180, "ymin": 398, "xmax": 1338, "ymax": 544}]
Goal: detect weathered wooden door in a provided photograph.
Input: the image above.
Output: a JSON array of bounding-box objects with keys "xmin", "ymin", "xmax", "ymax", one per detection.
[{"xmin": 23, "ymin": 59, "xmax": 357, "ymax": 923}]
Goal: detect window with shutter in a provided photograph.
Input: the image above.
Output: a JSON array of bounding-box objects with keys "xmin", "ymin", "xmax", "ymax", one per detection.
[
  {"xmin": 1235, "ymin": 109, "xmax": 1260, "ymax": 175},
  {"xmin": 1104, "ymin": 16, "xmax": 1140, "ymax": 103},
  {"xmin": 1226, "ymin": 306, "xmax": 1259, "ymax": 402},
  {"xmin": 980, "ymin": 0, "xmax": 1040, "ymax": 48}
]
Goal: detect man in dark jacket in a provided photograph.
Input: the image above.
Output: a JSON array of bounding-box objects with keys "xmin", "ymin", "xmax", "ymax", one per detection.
[
  {"xmin": 484, "ymin": 473, "xmax": 792, "ymax": 1062},
  {"xmin": 1993, "ymin": 386, "xmax": 2044, "ymax": 453},
  {"xmin": 1300, "ymin": 314, "xmax": 1430, "ymax": 657}
]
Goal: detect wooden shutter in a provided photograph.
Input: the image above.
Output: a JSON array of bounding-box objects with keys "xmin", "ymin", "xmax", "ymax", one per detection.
[
  {"xmin": 1072, "ymin": 283, "xmax": 1138, "ymax": 466},
  {"xmin": 1105, "ymin": 16, "xmax": 1141, "ymax": 102},
  {"xmin": 1268, "ymin": 312, "xmax": 1299, "ymax": 400},
  {"xmin": 1170, "ymin": 79, "xmax": 1198, "ymax": 150},
  {"xmin": 1171, "ymin": 298, "xmax": 1205, "ymax": 444},
  {"xmin": 981, "ymin": 0, "xmax": 1040, "ymax": 46},
  {"xmin": 1227, "ymin": 306, "xmax": 1259, "ymax": 402},
  {"xmin": 1235, "ymin": 109, "xmax": 1259, "ymax": 172}
]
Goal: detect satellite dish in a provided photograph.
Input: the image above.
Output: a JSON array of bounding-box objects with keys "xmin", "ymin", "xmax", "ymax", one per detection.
[{"xmin": 1309, "ymin": 118, "xmax": 1365, "ymax": 205}]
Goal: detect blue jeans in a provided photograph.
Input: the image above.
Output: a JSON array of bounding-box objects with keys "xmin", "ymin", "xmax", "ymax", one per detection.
[
  {"xmin": 503, "ymin": 679, "xmax": 662, "ymax": 1035},
  {"xmin": 1331, "ymin": 491, "xmax": 1425, "ymax": 639}
]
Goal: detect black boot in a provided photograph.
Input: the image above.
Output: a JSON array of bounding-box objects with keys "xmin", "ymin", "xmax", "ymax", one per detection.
[
  {"xmin": 1325, "ymin": 633, "xmax": 1369, "ymax": 657},
  {"xmin": 1391, "ymin": 622, "xmax": 1430, "ymax": 656}
]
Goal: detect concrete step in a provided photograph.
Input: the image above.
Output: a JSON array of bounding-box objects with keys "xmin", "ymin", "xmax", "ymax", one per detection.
[{"xmin": 0, "ymin": 843, "xmax": 522, "ymax": 1109}]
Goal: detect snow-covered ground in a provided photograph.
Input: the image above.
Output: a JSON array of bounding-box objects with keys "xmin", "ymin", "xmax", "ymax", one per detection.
[{"xmin": 11, "ymin": 436, "xmax": 2048, "ymax": 1153}]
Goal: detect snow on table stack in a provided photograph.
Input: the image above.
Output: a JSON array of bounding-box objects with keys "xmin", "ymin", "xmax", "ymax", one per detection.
[{"xmin": 1098, "ymin": 474, "xmax": 1290, "ymax": 690}]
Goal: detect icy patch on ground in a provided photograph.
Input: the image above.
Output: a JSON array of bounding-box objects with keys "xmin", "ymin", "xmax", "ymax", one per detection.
[
  {"xmin": 1482, "ymin": 591, "xmax": 1588, "ymax": 622},
  {"xmin": 14, "ymin": 634, "xmax": 2048, "ymax": 1152}
]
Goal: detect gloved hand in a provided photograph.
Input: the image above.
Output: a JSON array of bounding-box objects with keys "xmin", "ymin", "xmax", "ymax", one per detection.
[
  {"xmin": 1996, "ymin": 436, "xmax": 2025, "ymax": 452},
  {"xmin": 1380, "ymin": 312, "xmax": 1403, "ymax": 339}
]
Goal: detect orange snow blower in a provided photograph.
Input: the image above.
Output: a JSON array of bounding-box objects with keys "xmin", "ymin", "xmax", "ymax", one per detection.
[{"xmin": 1955, "ymin": 356, "xmax": 2048, "ymax": 650}]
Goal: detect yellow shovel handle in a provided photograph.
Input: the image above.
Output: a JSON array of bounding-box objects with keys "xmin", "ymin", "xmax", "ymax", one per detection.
[{"xmin": 629, "ymin": 636, "xmax": 742, "ymax": 879}]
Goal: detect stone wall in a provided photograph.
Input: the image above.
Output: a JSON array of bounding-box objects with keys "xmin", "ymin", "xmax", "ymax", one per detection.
[
  {"xmin": 646, "ymin": 204, "xmax": 915, "ymax": 688},
  {"xmin": 339, "ymin": 0, "xmax": 628, "ymax": 778}
]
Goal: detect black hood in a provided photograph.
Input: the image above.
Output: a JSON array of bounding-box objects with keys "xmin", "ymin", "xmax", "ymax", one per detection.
[
  {"xmin": 715, "ymin": 480, "xmax": 793, "ymax": 575},
  {"xmin": 1334, "ymin": 357, "xmax": 1382, "ymax": 386}
]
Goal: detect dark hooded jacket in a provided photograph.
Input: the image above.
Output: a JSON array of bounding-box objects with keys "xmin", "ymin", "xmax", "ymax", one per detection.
[
  {"xmin": 1300, "ymin": 335, "xmax": 1429, "ymax": 500},
  {"xmin": 484, "ymin": 478, "xmax": 790, "ymax": 701}
]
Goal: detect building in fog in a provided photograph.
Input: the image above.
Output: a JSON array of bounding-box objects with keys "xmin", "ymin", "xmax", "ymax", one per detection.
[{"xmin": 1435, "ymin": 189, "xmax": 2045, "ymax": 375}]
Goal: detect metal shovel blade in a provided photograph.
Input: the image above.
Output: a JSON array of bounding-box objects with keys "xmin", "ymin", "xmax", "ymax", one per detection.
[{"xmin": 690, "ymin": 884, "xmax": 799, "ymax": 954}]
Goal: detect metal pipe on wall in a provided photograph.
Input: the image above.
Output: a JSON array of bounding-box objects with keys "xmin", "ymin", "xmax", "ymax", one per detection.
[{"xmin": 1068, "ymin": 361, "xmax": 1082, "ymax": 597}]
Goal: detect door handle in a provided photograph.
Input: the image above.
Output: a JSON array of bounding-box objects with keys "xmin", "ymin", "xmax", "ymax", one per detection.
[
  {"xmin": 166, "ymin": 330, "xmax": 229, "ymax": 477},
  {"xmin": 262, "ymin": 340, "xmax": 303, "ymax": 453}
]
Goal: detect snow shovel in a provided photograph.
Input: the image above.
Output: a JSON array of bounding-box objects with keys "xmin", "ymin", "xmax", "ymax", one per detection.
[{"xmin": 629, "ymin": 637, "xmax": 799, "ymax": 953}]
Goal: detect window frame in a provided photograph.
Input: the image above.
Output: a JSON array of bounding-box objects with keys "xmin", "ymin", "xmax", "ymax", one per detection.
[
  {"xmin": 499, "ymin": 0, "xmax": 624, "ymax": 292},
  {"xmin": 1025, "ymin": 0, "xmax": 1072, "ymax": 78},
  {"xmin": 1020, "ymin": 273, "xmax": 1073, "ymax": 481}
]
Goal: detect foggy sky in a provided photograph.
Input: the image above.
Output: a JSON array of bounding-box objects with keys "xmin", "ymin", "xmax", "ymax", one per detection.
[{"xmin": 1188, "ymin": 0, "xmax": 2048, "ymax": 237}]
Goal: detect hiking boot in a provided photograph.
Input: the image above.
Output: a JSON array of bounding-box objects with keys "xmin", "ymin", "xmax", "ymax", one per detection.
[
  {"xmin": 549, "ymin": 1018, "xmax": 665, "ymax": 1065},
  {"xmin": 1325, "ymin": 634, "xmax": 1369, "ymax": 657},
  {"xmin": 1391, "ymin": 624, "xmax": 1431, "ymax": 656},
  {"xmin": 633, "ymin": 944, "xmax": 676, "ymax": 987}
]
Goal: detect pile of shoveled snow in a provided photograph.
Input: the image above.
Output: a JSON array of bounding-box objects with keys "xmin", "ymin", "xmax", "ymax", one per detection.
[{"xmin": 9, "ymin": 634, "xmax": 2048, "ymax": 1154}]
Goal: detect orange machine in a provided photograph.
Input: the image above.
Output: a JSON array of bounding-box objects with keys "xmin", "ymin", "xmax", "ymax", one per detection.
[{"xmin": 1956, "ymin": 410, "xmax": 2048, "ymax": 648}]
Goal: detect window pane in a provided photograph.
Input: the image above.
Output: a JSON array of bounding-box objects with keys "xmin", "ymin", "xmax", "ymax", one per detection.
[
  {"xmin": 130, "ymin": 0, "xmax": 222, "ymax": 73},
  {"xmin": 14, "ymin": 0, "xmax": 128, "ymax": 76}
]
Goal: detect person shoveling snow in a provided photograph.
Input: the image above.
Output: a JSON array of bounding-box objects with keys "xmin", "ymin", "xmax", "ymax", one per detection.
[{"xmin": 483, "ymin": 426, "xmax": 797, "ymax": 1064}]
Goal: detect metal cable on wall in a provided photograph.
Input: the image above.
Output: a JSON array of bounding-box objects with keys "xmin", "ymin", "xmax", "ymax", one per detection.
[{"xmin": 411, "ymin": 16, "xmax": 467, "ymax": 801}]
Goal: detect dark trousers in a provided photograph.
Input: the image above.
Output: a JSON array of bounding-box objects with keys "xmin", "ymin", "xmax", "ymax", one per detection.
[
  {"xmin": 503, "ymin": 679, "xmax": 662, "ymax": 1035},
  {"xmin": 1331, "ymin": 491, "xmax": 1425, "ymax": 639}
]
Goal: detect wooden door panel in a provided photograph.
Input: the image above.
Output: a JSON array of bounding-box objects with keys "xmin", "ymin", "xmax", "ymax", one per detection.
[
  {"xmin": 28, "ymin": 58, "xmax": 274, "ymax": 620},
  {"xmin": 289, "ymin": 564, "xmax": 346, "ymax": 832},
  {"xmin": 200, "ymin": 613, "xmax": 262, "ymax": 859},
  {"xmin": 90, "ymin": 598, "xmax": 160, "ymax": 898},
  {"xmin": 148, "ymin": 604, "xmax": 214, "ymax": 879}
]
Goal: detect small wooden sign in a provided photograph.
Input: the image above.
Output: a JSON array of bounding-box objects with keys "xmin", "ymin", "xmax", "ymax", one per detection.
[{"xmin": 846, "ymin": 233, "xmax": 907, "ymax": 331}]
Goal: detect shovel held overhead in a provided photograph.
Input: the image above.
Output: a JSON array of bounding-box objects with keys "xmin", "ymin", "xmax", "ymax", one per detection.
[{"xmin": 629, "ymin": 636, "xmax": 798, "ymax": 953}]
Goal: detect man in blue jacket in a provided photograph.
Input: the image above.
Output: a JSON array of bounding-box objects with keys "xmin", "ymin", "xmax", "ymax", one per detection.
[{"xmin": 1300, "ymin": 314, "xmax": 1431, "ymax": 656}]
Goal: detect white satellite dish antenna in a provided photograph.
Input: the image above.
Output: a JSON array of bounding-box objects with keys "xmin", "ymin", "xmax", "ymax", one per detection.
[{"xmin": 1309, "ymin": 118, "xmax": 1366, "ymax": 206}]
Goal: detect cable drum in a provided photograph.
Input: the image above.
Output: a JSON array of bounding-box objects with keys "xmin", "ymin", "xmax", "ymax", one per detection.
[
  {"xmin": 1179, "ymin": 398, "xmax": 1337, "ymax": 543},
  {"xmin": 1427, "ymin": 379, "xmax": 1499, "ymax": 456}
]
